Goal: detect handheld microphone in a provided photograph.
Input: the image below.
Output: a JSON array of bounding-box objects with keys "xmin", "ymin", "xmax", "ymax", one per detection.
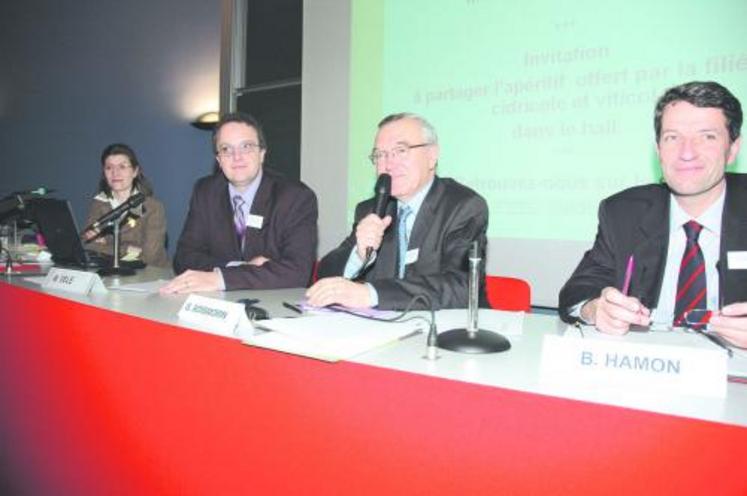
[
  {"xmin": 85, "ymin": 192, "xmax": 146, "ymax": 232},
  {"xmin": 366, "ymin": 173, "xmax": 391, "ymax": 259}
]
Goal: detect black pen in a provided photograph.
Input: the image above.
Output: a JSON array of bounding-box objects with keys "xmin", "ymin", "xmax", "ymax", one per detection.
[
  {"xmin": 282, "ymin": 301, "xmax": 304, "ymax": 314},
  {"xmin": 238, "ymin": 298, "xmax": 260, "ymax": 306}
]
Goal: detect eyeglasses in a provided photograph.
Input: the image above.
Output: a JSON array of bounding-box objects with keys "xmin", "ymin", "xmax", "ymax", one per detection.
[
  {"xmin": 368, "ymin": 143, "xmax": 430, "ymax": 165},
  {"xmin": 572, "ymin": 317, "xmax": 733, "ymax": 357},
  {"xmin": 635, "ymin": 310, "xmax": 713, "ymax": 332},
  {"xmin": 217, "ymin": 141, "xmax": 262, "ymax": 158}
]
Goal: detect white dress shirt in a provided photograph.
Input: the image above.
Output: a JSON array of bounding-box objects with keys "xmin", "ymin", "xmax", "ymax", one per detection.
[
  {"xmin": 570, "ymin": 189, "xmax": 724, "ymax": 325},
  {"xmin": 650, "ymin": 190, "xmax": 724, "ymax": 325},
  {"xmin": 343, "ymin": 178, "xmax": 434, "ymax": 306}
]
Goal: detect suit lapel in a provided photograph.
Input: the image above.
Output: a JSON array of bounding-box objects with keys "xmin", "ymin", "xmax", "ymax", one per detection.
[
  {"xmin": 217, "ymin": 178, "xmax": 242, "ymax": 256},
  {"xmin": 365, "ymin": 176, "xmax": 452, "ymax": 279},
  {"xmin": 393, "ymin": 178, "xmax": 441, "ymax": 279},
  {"xmin": 243, "ymin": 171, "xmax": 271, "ymax": 259},
  {"xmin": 720, "ymin": 175, "xmax": 747, "ymax": 304},
  {"xmin": 408, "ymin": 178, "xmax": 441, "ymax": 254},
  {"xmin": 248, "ymin": 171, "xmax": 271, "ymax": 218},
  {"xmin": 632, "ymin": 189, "xmax": 670, "ymax": 308}
]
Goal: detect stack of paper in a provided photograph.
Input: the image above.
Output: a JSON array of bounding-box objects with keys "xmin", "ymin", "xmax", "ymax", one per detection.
[{"xmin": 244, "ymin": 313, "xmax": 425, "ymax": 362}]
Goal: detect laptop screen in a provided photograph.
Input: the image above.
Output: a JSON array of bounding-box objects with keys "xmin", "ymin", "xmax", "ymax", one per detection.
[{"xmin": 30, "ymin": 198, "xmax": 94, "ymax": 267}]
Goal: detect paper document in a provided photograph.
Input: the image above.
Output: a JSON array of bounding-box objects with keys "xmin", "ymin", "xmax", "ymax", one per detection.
[
  {"xmin": 23, "ymin": 276, "xmax": 47, "ymax": 285},
  {"xmin": 297, "ymin": 300, "xmax": 396, "ymax": 319},
  {"xmin": 108, "ymin": 279, "xmax": 169, "ymax": 293},
  {"xmin": 245, "ymin": 313, "xmax": 425, "ymax": 362}
]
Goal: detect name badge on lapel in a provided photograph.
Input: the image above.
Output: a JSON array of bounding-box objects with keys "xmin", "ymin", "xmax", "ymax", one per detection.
[
  {"xmin": 247, "ymin": 214, "xmax": 263, "ymax": 230},
  {"xmin": 727, "ymin": 251, "xmax": 747, "ymax": 270},
  {"xmin": 405, "ymin": 248, "xmax": 419, "ymax": 265}
]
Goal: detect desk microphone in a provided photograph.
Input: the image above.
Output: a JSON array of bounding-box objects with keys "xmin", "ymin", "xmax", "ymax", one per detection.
[
  {"xmin": 84, "ymin": 192, "xmax": 146, "ymax": 232},
  {"xmin": 437, "ymin": 240, "xmax": 511, "ymax": 354},
  {"xmin": 365, "ymin": 173, "xmax": 391, "ymax": 260},
  {"xmin": 11, "ymin": 187, "xmax": 55, "ymax": 196},
  {"xmin": 0, "ymin": 188, "xmax": 55, "ymax": 221}
]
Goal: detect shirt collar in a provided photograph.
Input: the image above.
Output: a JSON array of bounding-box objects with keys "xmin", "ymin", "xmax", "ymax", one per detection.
[
  {"xmin": 94, "ymin": 187, "xmax": 140, "ymax": 208},
  {"xmin": 398, "ymin": 177, "xmax": 434, "ymax": 216},
  {"xmin": 228, "ymin": 168, "xmax": 263, "ymax": 205},
  {"xmin": 669, "ymin": 187, "xmax": 725, "ymax": 236}
]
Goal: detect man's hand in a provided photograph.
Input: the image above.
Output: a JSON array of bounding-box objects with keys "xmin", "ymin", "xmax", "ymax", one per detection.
[
  {"xmin": 581, "ymin": 287, "xmax": 651, "ymax": 335},
  {"xmin": 355, "ymin": 214, "xmax": 392, "ymax": 260},
  {"xmin": 82, "ymin": 228, "xmax": 98, "ymax": 241},
  {"xmin": 710, "ymin": 302, "xmax": 747, "ymax": 348},
  {"xmin": 160, "ymin": 269, "xmax": 221, "ymax": 294},
  {"xmin": 248, "ymin": 256, "xmax": 270, "ymax": 267},
  {"xmin": 306, "ymin": 276, "xmax": 373, "ymax": 308}
]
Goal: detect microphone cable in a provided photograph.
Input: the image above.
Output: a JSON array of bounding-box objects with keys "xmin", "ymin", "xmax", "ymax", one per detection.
[{"xmin": 325, "ymin": 293, "xmax": 439, "ymax": 358}]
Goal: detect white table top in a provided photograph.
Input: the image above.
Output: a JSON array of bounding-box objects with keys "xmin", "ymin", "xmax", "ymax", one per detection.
[{"xmin": 6, "ymin": 266, "xmax": 747, "ymax": 427}]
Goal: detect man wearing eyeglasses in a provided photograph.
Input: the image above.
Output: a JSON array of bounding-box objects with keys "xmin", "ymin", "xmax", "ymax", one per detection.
[
  {"xmin": 162, "ymin": 112, "xmax": 318, "ymax": 293},
  {"xmin": 559, "ymin": 81, "xmax": 747, "ymax": 349},
  {"xmin": 306, "ymin": 112, "xmax": 488, "ymax": 310}
]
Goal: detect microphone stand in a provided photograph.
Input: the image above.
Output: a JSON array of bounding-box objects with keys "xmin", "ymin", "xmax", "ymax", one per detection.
[
  {"xmin": 97, "ymin": 210, "xmax": 135, "ymax": 277},
  {"xmin": 437, "ymin": 241, "xmax": 511, "ymax": 354},
  {"xmin": 2, "ymin": 242, "xmax": 15, "ymax": 276}
]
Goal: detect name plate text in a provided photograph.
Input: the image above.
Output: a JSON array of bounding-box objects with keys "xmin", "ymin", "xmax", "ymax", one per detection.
[
  {"xmin": 539, "ymin": 334, "xmax": 727, "ymax": 398},
  {"xmin": 43, "ymin": 267, "xmax": 108, "ymax": 295},
  {"xmin": 178, "ymin": 294, "xmax": 252, "ymax": 339}
]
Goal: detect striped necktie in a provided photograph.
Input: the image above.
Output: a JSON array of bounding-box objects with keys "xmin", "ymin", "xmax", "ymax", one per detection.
[
  {"xmin": 397, "ymin": 205, "xmax": 412, "ymax": 279},
  {"xmin": 674, "ymin": 220, "xmax": 707, "ymax": 327},
  {"xmin": 232, "ymin": 195, "xmax": 246, "ymax": 250}
]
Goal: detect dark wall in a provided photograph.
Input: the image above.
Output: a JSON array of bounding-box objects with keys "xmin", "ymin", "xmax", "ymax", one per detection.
[
  {"xmin": 0, "ymin": 0, "xmax": 221, "ymax": 255},
  {"xmin": 237, "ymin": 0, "xmax": 302, "ymax": 181}
]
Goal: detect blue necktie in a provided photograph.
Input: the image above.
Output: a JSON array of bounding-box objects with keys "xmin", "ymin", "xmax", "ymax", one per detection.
[
  {"xmin": 232, "ymin": 195, "xmax": 246, "ymax": 251},
  {"xmin": 398, "ymin": 205, "xmax": 412, "ymax": 279}
]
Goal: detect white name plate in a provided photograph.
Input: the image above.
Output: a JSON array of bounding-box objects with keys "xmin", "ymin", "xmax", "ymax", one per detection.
[
  {"xmin": 727, "ymin": 250, "xmax": 747, "ymax": 270},
  {"xmin": 42, "ymin": 267, "xmax": 108, "ymax": 295},
  {"xmin": 539, "ymin": 334, "xmax": 727, "ymax": 398},
  {"xmin": 178, "ymin": 294, "xmax": 252, "ymax": 340}
]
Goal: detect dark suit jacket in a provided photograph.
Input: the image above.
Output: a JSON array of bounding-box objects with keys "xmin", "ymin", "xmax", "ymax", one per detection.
[
  {"xmin": 318, "ymin": 176, "xmax": 489, "ymax": 310},
  {"xmin": 173, "ymin": 169, "xmax": 318, "ymax": 290},
  {"xmin": 559, "ymin": 173, "xmax": 747, "ymax": 322}
]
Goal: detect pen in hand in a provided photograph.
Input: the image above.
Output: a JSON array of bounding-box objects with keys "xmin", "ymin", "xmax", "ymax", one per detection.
[{"xmin": 621, "ymin": 255, "xmax": 635, "ymax": 296}]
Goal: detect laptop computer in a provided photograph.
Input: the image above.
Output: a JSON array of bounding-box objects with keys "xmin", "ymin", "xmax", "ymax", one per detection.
[{"xmin": 30, "ymin": 198, "xmax": 109, "ymax": 269}]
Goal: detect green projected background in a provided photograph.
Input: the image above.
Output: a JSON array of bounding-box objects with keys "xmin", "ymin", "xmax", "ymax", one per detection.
[{"xmin": 349, "ymin": 0, "xmax": 747, "ymax": 241}]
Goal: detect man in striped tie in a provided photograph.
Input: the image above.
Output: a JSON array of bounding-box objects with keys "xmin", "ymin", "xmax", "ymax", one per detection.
[{"xmin": 559, "ymin": 81, "xmax": 747, "ymax": 349}]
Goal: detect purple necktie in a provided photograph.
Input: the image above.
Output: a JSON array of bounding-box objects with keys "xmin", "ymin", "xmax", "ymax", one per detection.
[{"xmin": 232, "ymin": 195, "xmax": 246, "ymax": 250}]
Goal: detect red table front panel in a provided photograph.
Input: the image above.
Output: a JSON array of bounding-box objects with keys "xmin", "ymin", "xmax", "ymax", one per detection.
[{"xmin": 1, "ymin": 282, "xmax": 746, "ymax": 495}]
